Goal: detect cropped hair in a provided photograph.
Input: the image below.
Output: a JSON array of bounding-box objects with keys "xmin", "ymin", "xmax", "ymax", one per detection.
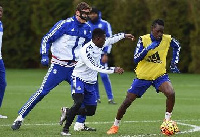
[
  {"xmin": 152, "ymin": 19, "xmax": 164, "ymax": 28},
  {"xmin": 92, "ymin": 28, "xmax": 105, "ymax": 39}
]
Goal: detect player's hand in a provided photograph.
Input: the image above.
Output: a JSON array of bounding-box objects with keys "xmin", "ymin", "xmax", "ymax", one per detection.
[
  {"xmin": 146, "ymin": 41, "xmax": 160, "ymax": 50},
  {"xmin": 170, "ymin": 63, "xmax": 180, "ymax": 73},
  {"xmin": 114, "ymin": 67, "xmax": 124, "ymax": 74},
  {"xmin": 101, "ymin": 54, "xmax": 108, "ymax": 63},
  {"xmin": 41, "ymin": 54, "xmax": 49, "ymax": 66},
  {"xmin": 124, "ymin": 34, "xmax": 135, "ymax": 41}
]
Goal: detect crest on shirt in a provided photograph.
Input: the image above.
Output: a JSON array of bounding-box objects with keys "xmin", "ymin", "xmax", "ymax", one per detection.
[
  {"xmin": 53, "ymin": 69, "xmax": 57, "ymax": 74},
  {"xmin": 71, "ymin": 28, "xmax": 75, "ymax": 31},
  {"xmin": 76, "ymin": 86, "xmax": 81, "ymax": 90},
  {"xmin": 98, "ymin": 24, "xmax": 103, "ymax": 28},
  {"xmin": 84, "ymin": 30, "xmax": 87, "ymax": 35}
]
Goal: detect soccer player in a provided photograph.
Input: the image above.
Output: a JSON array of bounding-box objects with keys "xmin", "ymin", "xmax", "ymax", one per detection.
[
  {"xmin": 88, "ymin": 7, "xmax": 116, "ymax": 104},
  {"xmin": 0, "ymin": 5, "xmax": 7, "ymax": 119},
  {"xmin": 11, "ymin": 2, "xmax": 92, "ymax": 130},
  {"xmin": 107, "ymin": 19, "xmax": 181, "ymax": 135},
  {"xmin": 60, "ymin": 28, "xmax": 134, "ymax": 136},
  {"xmin": 72, "ymin": 7, "xmax": 116, "ymax": 132}
]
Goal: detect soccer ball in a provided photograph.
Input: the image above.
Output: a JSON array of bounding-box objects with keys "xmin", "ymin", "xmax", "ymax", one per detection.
[{"xmin": 160, "ymin": 120, "xmax": 179, "ymax": 136}]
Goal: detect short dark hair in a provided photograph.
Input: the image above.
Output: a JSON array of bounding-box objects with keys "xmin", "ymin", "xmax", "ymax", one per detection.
[
  {"xmin": 92, "ymin": 28, "xmax": 105, "ymax": 39},
  {"xmin": 76, "ymin": 2, "xmax": 91, "ymax": 11},
  {"xmin": 152, "ymin": 19, "xmax": 164, "ymax": 28}
]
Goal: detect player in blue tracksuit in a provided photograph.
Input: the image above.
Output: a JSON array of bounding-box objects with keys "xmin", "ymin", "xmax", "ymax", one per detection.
[
  {"xmin": 11, "ymin": 2, "xmax": 92, "ymax": 130},
  {"xmin": 0, "ymin": 5, "xmax": 7, "ymax": 119},
  {"xmin": 73, "ymin": 7, "xmax": 116, "ymax": 132}
]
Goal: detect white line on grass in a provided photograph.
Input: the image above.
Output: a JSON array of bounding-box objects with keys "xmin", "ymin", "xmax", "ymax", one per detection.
[
  {"xmin": 1, "ymin": 119, "xmax": 200, "ymax": 136},
  {"xmin": 177, "ymin": 122, "xmax": 200, "ymax": 134}
]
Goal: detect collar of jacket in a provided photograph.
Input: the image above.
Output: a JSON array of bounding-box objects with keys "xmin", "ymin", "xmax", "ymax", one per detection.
[
  {"xmin": 72, "ymin": 15, "xmax": 84, "ymax": 27},
  {"xmin": 150, "ymin": 32, "xmax": 162, "ymax": 42}
]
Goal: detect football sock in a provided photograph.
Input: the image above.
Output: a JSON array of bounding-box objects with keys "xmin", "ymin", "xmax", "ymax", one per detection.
[
  {"xmin": 15, "ymin": 115, "xmax": 24, "ymax": 122},
  {"xmin": 113, "ymin": 118, "xmax": 120, "ymax": 126},
  {"xmin": 165, "ymin": 112, "xmax": 172, "ymax": 121}
]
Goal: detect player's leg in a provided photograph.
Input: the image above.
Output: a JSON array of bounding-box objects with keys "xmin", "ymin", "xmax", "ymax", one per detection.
[
  {"xmin": 11, "ymin": 64, "xmax": 66, "ymax": 130},
  {"xmin": 107, "ymin": 79, "xmax": 151, "ymax": 134},
  {"xmin": 99, "ymin": 72, "xmax": 116, "ymax": 104},
  {"xmin": 73, "ymin": 81, "xmax": 97, "ymax": 131},
  {"xmin": 62, "ymin": 93, "xmax": 84, "ymax": 135},
  {"xmin": 62, "ymin": 77, "xmax": 85, "ymax": 135},
  {"xmin": 153, "ymin": 74, "xmax": 179, "ymax": 134},
  {"xmin": 159, "ymin": 82, "xmax": 175, "ymax": 114},
  {"xmin": 100, "ymin": 61, "xmax": 116, "ymax": 104},
  {"xmin": 74, "ymin": 107, "xmax": 96, "ymax": 131},
  {"xmin": 94, "ymin": 79, "xmax": 100, "ymax": 103},
  {"xmin": 74, "ymin": 87, "xmax": 97, "ymax": 131},
  {"xmin": 153, "ymin": 74, "xmax": 175, "ymax": 121},
  {"xmin": 62, "ymin": 80, "xmax": 97, "ymax": 135},
  {"xmin": 0, "ymin": 60, "xmax": 7, "ymax": 119}
]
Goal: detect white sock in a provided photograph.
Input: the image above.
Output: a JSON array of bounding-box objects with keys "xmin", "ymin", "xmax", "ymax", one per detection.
[
  {"xmin": 14, "ymin": 115, "xmax": 24, "ymax": 122},
  {"xmin": 165, "ymin": 112, "xmax": 172, "ymax": 121},
  {"xmin": 113, "ymin": 118, "xmax": 120, "ymax": 126}
]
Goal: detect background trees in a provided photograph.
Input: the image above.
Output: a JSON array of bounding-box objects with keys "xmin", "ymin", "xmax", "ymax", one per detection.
[{"xmin": 0, "ymin": 0, "xmax": 199, "ymax": 73}]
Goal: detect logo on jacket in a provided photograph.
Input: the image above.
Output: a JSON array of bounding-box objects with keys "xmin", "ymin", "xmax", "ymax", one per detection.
[
  {"xmin": 53, "ymin": 69, "xmax": 57, "ymax": 74},
  {"xmin": 84, "ymin": 30, "xmax": 86, "ymax": 35},
  {"xmin": 146, "ymin": 51, "xmax": 162, "ymax": 63},
  {"xmin": 71, "ymin": 28, "xmax": 75, "ymax": 31},
  {"xmin": 76, "ymin": 86, "xmax": 81, "ymax": 90},
  {"xmin": 98, "ymin": 24, "xmax": 102, "ymax": 28}
]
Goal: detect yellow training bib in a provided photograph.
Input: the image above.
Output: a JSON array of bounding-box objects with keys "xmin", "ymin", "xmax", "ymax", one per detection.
[{"xmin": 135, "ymin": 34, "xmax": 171, "ymax": 80}]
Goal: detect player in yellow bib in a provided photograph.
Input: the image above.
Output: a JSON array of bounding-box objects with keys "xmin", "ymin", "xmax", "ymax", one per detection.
[{"xmin": 107, "ymin": 19, "xmax": 181, "ymax": 134}]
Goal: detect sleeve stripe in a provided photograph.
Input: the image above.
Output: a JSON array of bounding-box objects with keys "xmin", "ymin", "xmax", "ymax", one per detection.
[{"xmin": 41, "ymin": 20, "xmax": 67, "ymax": 54}]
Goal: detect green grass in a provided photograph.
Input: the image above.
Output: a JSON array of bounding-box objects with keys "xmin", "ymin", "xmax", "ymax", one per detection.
[{"xmin": 0, "ymin": 69, "xmax": 200, "ymax": 137}]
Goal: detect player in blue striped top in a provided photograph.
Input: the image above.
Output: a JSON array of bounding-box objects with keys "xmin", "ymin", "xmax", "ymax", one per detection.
[
  {"xmin": 0, "ymin": 5, "xmax": 7, "ymax": 119},
  {"xmin": 11, "ymin": 2, "xmax": 92, "ymax": 130}
]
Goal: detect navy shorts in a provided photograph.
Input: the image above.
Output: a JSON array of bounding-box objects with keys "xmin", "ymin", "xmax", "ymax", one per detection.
[
  {"xmin": 128, "ymin": 74, "xmax": 170, "ymax": 98},
  {"xmin": 71, "ymin": 77, "xmax": 97, "ymax": 106}
]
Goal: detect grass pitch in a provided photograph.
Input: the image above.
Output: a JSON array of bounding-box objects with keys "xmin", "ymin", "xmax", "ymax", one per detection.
[{"xmin": 0, "ymin": 69, "xmax": 200, "ymax": 136}]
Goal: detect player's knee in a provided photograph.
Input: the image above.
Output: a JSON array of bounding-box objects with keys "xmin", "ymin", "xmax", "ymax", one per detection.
[
  {"xmin": 86, "ymin": 105, "xmax": 97, "ymax": 116},
  {"xmin": 167, "ymin": 90, "xmax": 175, "ymax": 98}
]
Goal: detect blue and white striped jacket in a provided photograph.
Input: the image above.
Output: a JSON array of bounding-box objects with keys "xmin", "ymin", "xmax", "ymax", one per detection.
[{"xmin": 40, "ymin": 16, "xmax": 91, "ymax": 62}]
